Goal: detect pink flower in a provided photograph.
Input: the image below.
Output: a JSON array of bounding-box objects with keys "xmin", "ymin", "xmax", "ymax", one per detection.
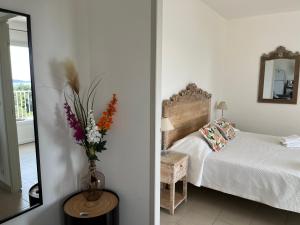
[{"xmin": 64, "ymin": 102, "xmax": 85, "ymax": 142}]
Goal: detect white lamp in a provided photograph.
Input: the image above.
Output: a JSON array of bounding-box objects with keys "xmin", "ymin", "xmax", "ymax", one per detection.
[
  {"xmin": 161, "ymin": 117, "xmax": 174, "ymax": 155},
  {"xmin": 161, "ymin": 117, "xmax": 174, "ymax": 132},
  {"xmin": 217, "ymin": 101, "xmax": 228, "ymax": 118}
]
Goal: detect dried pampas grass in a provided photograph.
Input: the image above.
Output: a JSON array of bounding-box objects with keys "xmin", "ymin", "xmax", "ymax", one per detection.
[{"xmin": 64, "ymin": 59, "xmax": 80, "ymax": 94}]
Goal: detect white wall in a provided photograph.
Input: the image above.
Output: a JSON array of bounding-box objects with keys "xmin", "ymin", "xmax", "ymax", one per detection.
[
  {"xmin": 222, "ymin": 11, "xmax": 300, "ymax": 136},
  {"xmin": 0, "ymin": 0, "xmax": 86, "ymax": 224},
  {"xmin": 74, "ymin": 0, "xmax": 154, "ymax": 225},
  {"xmin": 161, "ymin": 0, "xmax": 227, "ymax": 119},
  {"xmin": 17, "ymin": 120, "xmax": 34, "ymax": 144}
]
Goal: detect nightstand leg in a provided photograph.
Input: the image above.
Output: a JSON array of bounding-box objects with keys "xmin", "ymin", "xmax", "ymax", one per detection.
[
  {"xmin": 183, "ymin": 175, "xmax": 187, "ymax": 203},
  {"xmin": 169, "ymin": 183, "xmax": 175, "ymax": 215}
]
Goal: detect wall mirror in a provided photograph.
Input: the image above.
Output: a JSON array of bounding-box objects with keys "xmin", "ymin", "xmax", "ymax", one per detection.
[
  {"xmin": 0, "ymin": 8, "xmax": 42, "ymax": 223},
  {"xmin": 258, "ymin": 46, "xmax": 300, "ymax": 104}
]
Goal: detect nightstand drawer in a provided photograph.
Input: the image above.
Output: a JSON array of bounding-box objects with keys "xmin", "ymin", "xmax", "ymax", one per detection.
[
  {"xmin": 174, "ymin": 159, "xmax": 187, "ymax": 182},
  {"xmin": 161, "ymin": 156, "xmax": 188, "ymax": 183}
]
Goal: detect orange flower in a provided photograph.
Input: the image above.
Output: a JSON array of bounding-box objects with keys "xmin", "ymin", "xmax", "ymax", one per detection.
[{"xmin": 97, "ymin": 94, "xmax": 117, "ymax": 132}]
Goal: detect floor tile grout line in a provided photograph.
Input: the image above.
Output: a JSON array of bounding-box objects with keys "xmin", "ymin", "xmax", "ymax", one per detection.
[
  {"xmin": 284, "ymin": 212, "xmax": 289, "ymax": 225},
  {"xmin": 248, "ymin": 204, "xmax": 259, "ymax": 225},
  {"xmin": 212, "ymin": 207, "xmax": 225, "ymax": 225}
]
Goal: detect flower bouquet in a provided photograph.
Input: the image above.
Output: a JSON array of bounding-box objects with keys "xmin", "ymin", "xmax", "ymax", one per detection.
[{"xmin": 63, "ymin": 60, "xmax": 117, "ymax": 201}]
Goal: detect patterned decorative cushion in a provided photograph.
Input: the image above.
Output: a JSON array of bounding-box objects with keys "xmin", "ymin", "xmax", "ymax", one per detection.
[
  {"xmin": 215, "ymin": 119, "xmax": 236, "ymax": 140},
  {"xmin": 199, "ymin": 123, "xmax": 227, "ymax": 151}
]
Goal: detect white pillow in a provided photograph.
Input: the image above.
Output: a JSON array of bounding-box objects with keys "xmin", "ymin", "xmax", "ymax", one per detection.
[
  {"xmin": 172, "ymin": 131, "xmax": 204, "ymax": 147},
  {"xmin": 233, "ymin": 127, "xmax": 240, "ymax": 133},
  {"xmin": 170, "ymin": 131, "xmax": 211, "ymax": 152}
]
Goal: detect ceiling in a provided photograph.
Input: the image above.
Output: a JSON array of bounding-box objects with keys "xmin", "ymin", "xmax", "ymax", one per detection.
[{"xmin": 201, "ymin": 0, "xmax": 300, "ymax": 19}]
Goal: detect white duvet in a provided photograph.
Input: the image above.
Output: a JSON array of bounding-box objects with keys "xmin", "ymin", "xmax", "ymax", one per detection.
[
  {"xmin": 170, "ymin": 131, "xmax": 300, "ymax": 213},
  {"xmin": 169, "ymin": 132, "xmax": 212, "ymax": 186}
]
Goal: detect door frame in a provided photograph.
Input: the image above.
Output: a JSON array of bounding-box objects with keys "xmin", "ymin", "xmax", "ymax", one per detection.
[
  {"xmin": 0, "ymin": 17, "xmax": 22, "ymax": 193},
  {"xmin": 150, "ymin": 0, "xmax": 162, "ymax": 224}
]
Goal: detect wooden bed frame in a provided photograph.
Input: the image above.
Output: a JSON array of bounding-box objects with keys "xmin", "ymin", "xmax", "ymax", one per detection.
[{"xmin": 162, "ymin": 83, "xmax": 212, "ymax": 150}]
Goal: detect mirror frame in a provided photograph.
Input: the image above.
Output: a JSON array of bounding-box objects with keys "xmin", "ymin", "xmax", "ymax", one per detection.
[
  {"xmin": 258, "ymin": 46, "xmax": 300, "ymax": 104},
  {"xmin": 0, "ymin": 7, "xmax": 43, "ymax": 224}
]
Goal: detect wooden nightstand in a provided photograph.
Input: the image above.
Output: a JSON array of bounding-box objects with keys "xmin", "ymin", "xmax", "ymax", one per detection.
[{"xmin": 160, "ymin": 152, "xmax": 188, "ymax": 215}]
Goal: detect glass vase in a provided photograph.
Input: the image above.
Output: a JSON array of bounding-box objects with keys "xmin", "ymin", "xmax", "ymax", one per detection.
[{"xmin": 83, "ymin": 160, "xmax": 105, "ymax": 201}]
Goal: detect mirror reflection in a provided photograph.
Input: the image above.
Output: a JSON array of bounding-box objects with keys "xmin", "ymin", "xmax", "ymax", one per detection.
[
  {"xmin": 263, "ymin": 59, "xmax": 296, "ymax": 100},
  {"xmin": 0, "ymin": 12, "xmax": 42, "ymax": 222},
  {"xmin": 258, "ymin": 46, "xmax": 300, "ymax": 104}
]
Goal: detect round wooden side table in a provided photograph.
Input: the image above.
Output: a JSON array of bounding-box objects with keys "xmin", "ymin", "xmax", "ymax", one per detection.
[{"xmin": 63, "ymin": 190, "xmax": 119, "ymax": 225}]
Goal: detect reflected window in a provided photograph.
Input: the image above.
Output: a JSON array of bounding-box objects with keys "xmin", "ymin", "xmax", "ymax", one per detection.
[{"xmin": 10, "ymin": 45, "xmax": 33, "ymax": 120}]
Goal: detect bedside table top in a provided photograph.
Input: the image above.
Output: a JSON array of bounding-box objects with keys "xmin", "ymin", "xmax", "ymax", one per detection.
[
  {"xmin": 161, "ymin": 151, "xmax": 188, "ymax": 165},
  {"xmin": 64, "ymin": 191, "xmax": 118, "ymax": 218}
]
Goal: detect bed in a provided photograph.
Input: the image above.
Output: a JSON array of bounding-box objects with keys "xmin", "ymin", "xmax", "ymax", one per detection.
[{"xmin": 162, "ymin": 83, "xmax": 300, "ymax": 213}]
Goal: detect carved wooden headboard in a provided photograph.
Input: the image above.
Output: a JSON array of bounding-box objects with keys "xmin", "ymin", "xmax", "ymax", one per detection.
[{"xmin": 162, "ymin": 83, "xmax": 212, "ymax": 149}]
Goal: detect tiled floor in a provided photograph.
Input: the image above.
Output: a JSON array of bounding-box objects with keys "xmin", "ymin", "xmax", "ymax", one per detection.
[
  {"xmin": 0, "ymin": 142, "xmax": 37, "ymax": 220},
  {"xmin": 161, "ymin": 185, "xmax": 300, "ymax": 225}
]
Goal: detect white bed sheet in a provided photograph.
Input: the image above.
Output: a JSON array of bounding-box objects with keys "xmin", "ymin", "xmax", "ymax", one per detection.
[
  {"xmin": 169, "ymin": 133, "xmax": 212, "ymax": 186},
  {"xmin": 201, "ymin": 131, "xmax": 300, "ymax": 213}
]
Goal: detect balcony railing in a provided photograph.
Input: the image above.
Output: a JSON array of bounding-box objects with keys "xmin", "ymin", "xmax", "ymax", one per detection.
[{"xmin": 14, "ymin": 90, "xmax": 33, "ymax": 120}]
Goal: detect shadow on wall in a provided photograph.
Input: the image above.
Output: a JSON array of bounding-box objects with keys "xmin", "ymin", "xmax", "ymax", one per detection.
[
  {"xmin": 49, "ymin": 59, "xmax": 86, "ymax": 193},
  {"xmin": 22, "ymin": 58, "xmax": 86, "ymax": 225},
  {"xmin": 53, "ymin": 104, "xmax": 79, "ymax": 194},
  {"xmin": 48, "ymin": 59, "xmax": 67, "ymax": 92}
]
